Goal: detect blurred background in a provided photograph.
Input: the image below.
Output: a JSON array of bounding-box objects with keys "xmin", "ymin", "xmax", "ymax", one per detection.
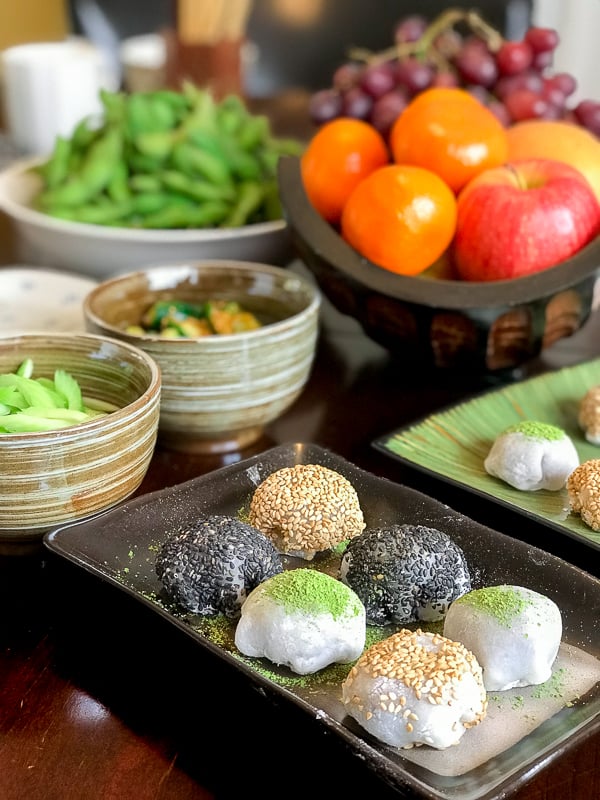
[{"xmin": 0, "ymin": 1, "xmax": 598, "ymax": 104}]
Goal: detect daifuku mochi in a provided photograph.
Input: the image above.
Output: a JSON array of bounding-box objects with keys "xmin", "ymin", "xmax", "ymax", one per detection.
[
  {"xmin": 339, "ymin": 523, "xmax": 471, "ymax": 626},
  {"xmin": 484, "ymin": 420, "xmax": 578, "ymax": 491},
  {"xmin": 248, "ymin": 464, "xmax": 366, "ymax": 560},
  {"xmin": 342, "ymin": 628, "xmax": 487, "ymax": 750},
  {"xmin": 443, "ymin": 584, "xmax": 562, "ymax": 691},
  {"xmin": 234, "ymin": 568, "xmax": 366, "ymax": 675},
  {"xmin": 155, "ymin": 515, "xmax": 283, "ymax": 617}
]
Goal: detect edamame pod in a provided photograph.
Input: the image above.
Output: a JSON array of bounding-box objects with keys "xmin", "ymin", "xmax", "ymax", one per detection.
[
  {"xmin": 218, "ymin": 135, "xmax": 262, "ymax": 180},
  {"xmin": 71, "ymin": 116, "xmax": 102, "ymax": 153},
  {"xmin": 160, "ymin": 170, "xmax": 236, "ymax": 202},
  {"xmin": 139, "ymin": 198, "xmax": 229, "ymax": 229},
  {"xmin": 41, "ymin": 136, "xmax": 72, "ymax": 189},
  {"xmin": 129, "ymin": 173, "xmax": 163, "ymax": 194},
  {"xmin": 127, "ymin": 151, "xmax": 165, "ymax": 175},
  {"xmin": 50, "ymin": 199, "xmax": 133, "ymax": 225},
  {"xmin": 216, "ymin": 95, "xmax": 247, "ymax": 135},
  {"xmin": 39, "ymin": 126, "xmax": 123, "ymax": 208},
  {"xmin": 222, "ymin": 181, "xmax": 265, "ymax": 227},
  {"xmin": 125, "ymin": 93, "xmax": 171, "ymax": 139},
  {"xmin": 237, "ymin": 114, "xmax": 270, "ymax": 151},
  {"xmin": 134, "ymin": 129, "xmax": 176, "ymax": 160},
  {"xmin": 100, "ymin": 88, "xmax": 127, "ymax": 126},
  {"xmin": 171, "ymin": 141, "xmax": 232, "ymax": 185},
  {"xmin": 106, "ymin": 160, "xmax": 131, "ymax": 203},
  {"xmin": 131, "ymin": 191, "xmax": 186, "ymax": 216}
]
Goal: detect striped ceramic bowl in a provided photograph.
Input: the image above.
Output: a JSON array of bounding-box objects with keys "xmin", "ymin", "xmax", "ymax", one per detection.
[
  {"xmin": 83, "ymin": 260, "xmax": 321, "ymax": 454},
  {"xmin": 0, "ymin": 332, "xmax": 161, "ymax": 552}
]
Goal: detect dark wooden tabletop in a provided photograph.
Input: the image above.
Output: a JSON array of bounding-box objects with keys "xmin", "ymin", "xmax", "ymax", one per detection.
[{"xmin": 0, "ymin": 261, "xmax": 599, "ymax": 800}]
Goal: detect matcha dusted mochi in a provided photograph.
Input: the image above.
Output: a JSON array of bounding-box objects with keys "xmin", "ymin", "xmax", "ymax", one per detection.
[
  {"xmin": 234, "ymin": 568, "xmax": 366, "ymax": 675},
  {"xmin": 484, "ymin": 420, "xmax": 579, "ymax": 491},
  {"xmin": 443, "ymin": 585, "xmax": 562, "ymax": 691}
]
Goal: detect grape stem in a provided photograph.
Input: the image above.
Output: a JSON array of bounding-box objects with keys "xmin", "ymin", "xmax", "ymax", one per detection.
[{"xmin": 349, "ymin": 7, "xmax": 505, "ymax": 66}]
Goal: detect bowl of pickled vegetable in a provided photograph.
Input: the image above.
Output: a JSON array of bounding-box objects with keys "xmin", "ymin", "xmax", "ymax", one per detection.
[
  {"xmin": 0, "ymin": 85, "xmax": 303, "ymax": 279},
  {"xmin": 83, "ymin": 260, "xmax": 321, "ymax": 453},
  {"xmin": 0, "ymin": 332, "xmax": 161, "ymax": 553}
]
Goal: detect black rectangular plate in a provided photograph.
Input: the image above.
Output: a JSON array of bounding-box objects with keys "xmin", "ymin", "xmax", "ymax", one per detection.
[{"xmin": 44, "ymin": 443, "xmax": 600, "ymax": 800}]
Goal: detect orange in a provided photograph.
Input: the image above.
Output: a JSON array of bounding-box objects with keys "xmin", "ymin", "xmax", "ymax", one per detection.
[
  {"xmin": 300, "ymin": 118, "xmax": 389, "ymax": 224},
  {"xmin": 340, "ymin": 164, "xmax": 457, "ymax": 275},
  {"xmin": 389, "ymin": 87, "xmax": 509, "ymax": 193},
  {"xmin": 506, "ymin": 119, "xmax": 600, "ymax": 203}
]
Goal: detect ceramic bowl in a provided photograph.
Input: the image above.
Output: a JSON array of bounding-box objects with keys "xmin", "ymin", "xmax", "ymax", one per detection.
[
  {"xmin": 0, "ymin": 158, "xmax": 293, "ymax": 280},
  {"xmin": 83, "ymin": 260, "xmax": 321, "ymax": 453},
  {"xmin": 277, "ymin": 156, "xmax": 600, "ymax": 374},
  {"xmin": 0, "ymin": 332, "xmax": 161, "ymax": 553}
]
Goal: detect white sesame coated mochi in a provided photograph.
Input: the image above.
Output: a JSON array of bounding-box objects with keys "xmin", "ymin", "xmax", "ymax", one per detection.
[
  {"xmin": 342, "ymin": 628, "xmax": 487, "ymax": 750},
  {"xmin": 567, "ymin": 459, "xmax": 600, "ymax": 530},
  {"xmin": 234, "ymin": 568, "xmax": 366, "ymax": 675},
  {"xmin": 443, "ymin": 585, "xmax": 562, "ymax": 692},
  {"xmin": 484, "ymin": 420, "xmax": 579, "ymax": 491},
  {"xmin": 578, "ymin": 385, "xmax": 600, "ymax": 445},
  {"xmin": 248, "ymin": 463, "xmax": 366, "ymax": 560}
]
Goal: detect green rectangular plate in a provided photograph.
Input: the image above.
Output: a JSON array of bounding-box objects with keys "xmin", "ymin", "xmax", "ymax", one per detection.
[{"xmin": 375, "ymin": 358, "xmax": 600, "ymax": 552}]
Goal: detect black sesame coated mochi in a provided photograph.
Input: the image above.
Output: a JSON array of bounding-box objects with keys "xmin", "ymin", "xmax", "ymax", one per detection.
[
  {"xmin": 339, "ymin": 523, "xmax": 471, "ymax": 626},
  {"xmin": 155, "ymin": 514, "xmax": 283, "ymax": 618}
]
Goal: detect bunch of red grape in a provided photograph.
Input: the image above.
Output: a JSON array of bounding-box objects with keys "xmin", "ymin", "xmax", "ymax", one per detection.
[{"xmin": 308, "ymin": 9, "xmax": 600, "ymax": 140}]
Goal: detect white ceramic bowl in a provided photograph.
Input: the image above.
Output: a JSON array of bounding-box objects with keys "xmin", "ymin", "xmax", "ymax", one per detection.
[
  {"xmin": 83, "ymin": 260, "xmax": 321, "ymax": 453},
  {"xmin": 0, "ymin": 158, "xmax": 293, "ymax": 280},
  {"xmin": 0, "ymin": 332, "xmax": 161, "ymax": 552}
]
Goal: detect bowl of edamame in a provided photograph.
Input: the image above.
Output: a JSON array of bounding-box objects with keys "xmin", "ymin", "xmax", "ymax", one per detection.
[
  {"xmin": 83, "ymin": 260, "xmax": 321, "ymax": 454},
  {"xmin": 0, "ymin": 85, "xmax": 303, "ymax": 279},
  {"xmin": 0, "ymin": 332, "xmax": 161, "ymax": 553}
]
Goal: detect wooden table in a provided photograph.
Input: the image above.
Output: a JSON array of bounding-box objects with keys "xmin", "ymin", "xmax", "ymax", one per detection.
[{"xmin": 1, "ymin": 263, "xmax": 599, "ymax": 800}]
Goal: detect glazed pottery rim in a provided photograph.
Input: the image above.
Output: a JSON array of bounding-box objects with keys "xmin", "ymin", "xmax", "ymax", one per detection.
[
  {"xmin": 277, "ymin": 155, "xmax": 600, "ymax": 311},
  {"xmin": 0, "ymin": 157, "xmax": 287, "ymax": 242},
  {"xmin": 0, "ymin": 331, "xmax": 161, "ymax": 442},
  {"xmin": 83, "ymin": 260, "xmax": 322, "ymax": 343}
]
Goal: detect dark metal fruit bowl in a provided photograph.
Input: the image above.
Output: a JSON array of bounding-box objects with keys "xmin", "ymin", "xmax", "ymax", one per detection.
[{"xmin": 278, "ymin": 155, "xmax": 600, "ymax": 373}]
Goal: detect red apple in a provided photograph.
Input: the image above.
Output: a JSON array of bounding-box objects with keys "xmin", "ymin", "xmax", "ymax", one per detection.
[{"xmin": 453, "ymin": 158, "xmax": 600, "ymax": 281}]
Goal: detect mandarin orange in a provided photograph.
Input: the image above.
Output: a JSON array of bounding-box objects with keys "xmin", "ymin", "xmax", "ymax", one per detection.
[
  {"xmin": 389, "ymin": 87, "xmax": 508, "ymax": 193},
  {"xmin": 340, "ymin": 164, "xmax": 457, "ymax": 275},
  {"xmin": 300, "ymin": 118, "xmax": 389, "ymax": 224}
]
